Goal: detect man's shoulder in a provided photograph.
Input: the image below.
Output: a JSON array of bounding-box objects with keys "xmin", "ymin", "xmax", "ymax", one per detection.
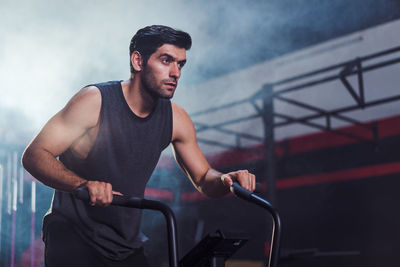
[
  {"xmin": 55, "ymin": 85, "xmax": 102, "ymax": 129},
  {"xmin": 171, "ymin": 102, "xmax": 196, "ymax": 142},
  {"xmin": 65, "ymin": 85, "xmax": 102, "ymax": 115},
  {"xmin": 87, "ymin": 80, "xmax": 121, "ymax": 89},
  {"xmin": 171, "ymin": 102, "xmax": 188, "ymax": 117},
  {"xmin": 74, "ymin": 85, "xmax": 101, "ymax": 103},
  {"xmin": 171, "ymin": 102, "xmax": 194, "ymax": 128}
]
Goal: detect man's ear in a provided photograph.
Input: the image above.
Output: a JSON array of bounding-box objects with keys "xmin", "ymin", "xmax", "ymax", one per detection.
[{"xmin": 131, "ymin": 51, "xmax": 143, "ymax": 72}]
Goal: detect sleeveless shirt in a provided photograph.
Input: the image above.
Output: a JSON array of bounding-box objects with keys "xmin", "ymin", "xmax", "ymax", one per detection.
[{"xmin": 43, "ymin": 80, "xmax": 173, "ymax": 260}]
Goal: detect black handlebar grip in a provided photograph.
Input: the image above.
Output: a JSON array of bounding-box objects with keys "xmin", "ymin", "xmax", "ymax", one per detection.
[
  {"xmin": 74, "ymin": 187, "xmax": 90, "ymax": 201},
  {"xmin": 230, "ymin": 182, "xmax": 262, "ymax": 200},
  {"xmin": 73, "ymin": 187, "xmax": 144, "ymax": 207}
]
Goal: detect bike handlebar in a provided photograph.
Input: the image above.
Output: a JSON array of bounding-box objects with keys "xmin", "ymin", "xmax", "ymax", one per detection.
[
  {"xmin": 230, "ymin": 182, "xmax": 281, "ymax": 267},
  {"xmin": 74, "ymin": 182, "xmax": 280, "ymax": 267}
]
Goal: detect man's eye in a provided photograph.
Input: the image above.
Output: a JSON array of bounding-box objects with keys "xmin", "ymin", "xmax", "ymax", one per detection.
[{"xmin": 162, "ymin": 58, "xmax": 170, "ymax": 64}]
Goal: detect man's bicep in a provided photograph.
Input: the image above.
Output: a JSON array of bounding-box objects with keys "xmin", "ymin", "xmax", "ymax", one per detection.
[
  {"xmin": 172, "ymin": 137, "xmax": 210, "ymax": 184},
  {"xmin": 27, "ymin": 87, "xmax": 101, "ymax": 157},
  {"xmin": 29, "ymin": 113, "xmax": 86, "ymax": 156},
  {"xmin": 171, "ymin": 102, "xmax": 211, "ymax": 183}
]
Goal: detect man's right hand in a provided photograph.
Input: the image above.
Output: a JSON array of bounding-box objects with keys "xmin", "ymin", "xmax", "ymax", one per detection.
[{"xmin": 82, "ymin": 181, "xmax": 123, "ymax": 207}]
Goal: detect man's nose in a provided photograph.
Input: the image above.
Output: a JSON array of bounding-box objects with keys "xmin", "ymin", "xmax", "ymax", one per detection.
[{"xmin": 170, "ymin": 63, "xmax": 181, "ymax": 80}]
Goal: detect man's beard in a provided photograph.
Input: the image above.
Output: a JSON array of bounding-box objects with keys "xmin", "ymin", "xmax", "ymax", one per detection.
[{"xmin": 141, "ymin": 67, "xmax": 176, "ymax": 99}]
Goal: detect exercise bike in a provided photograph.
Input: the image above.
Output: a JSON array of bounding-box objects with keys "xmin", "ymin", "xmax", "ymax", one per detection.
[{"xmin": 75, "ymin": 182, "xmax": 281, "ymax": 267}]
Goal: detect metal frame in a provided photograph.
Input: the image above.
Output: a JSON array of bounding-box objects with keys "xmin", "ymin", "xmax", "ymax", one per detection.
[
  {"xmin": 193, "ymin": 46, "xmax": 400, "ymax": 148},
  {"xmin": 191, "ymin": 45, "xmax": 400, "ymax": 204}
]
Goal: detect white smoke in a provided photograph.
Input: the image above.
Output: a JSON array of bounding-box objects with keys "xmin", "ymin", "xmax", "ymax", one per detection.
[{"xmin": 0, "ymin": 0, "xmax": 215, "ymax": 138}]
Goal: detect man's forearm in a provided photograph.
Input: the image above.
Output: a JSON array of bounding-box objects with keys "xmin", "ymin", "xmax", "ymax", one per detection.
[
  {"xmin": 197, "ymin": 168, "xmax": 230, "ymax": 198},
  {"xmin": 22, "ymin": 147, "xmax": 86, "ymax": 192}
]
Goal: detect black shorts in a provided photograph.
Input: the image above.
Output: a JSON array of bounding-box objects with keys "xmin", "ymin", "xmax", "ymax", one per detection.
[{"xmin": 43, "ymin": 220, "xmax": 149, "ymax": 267}]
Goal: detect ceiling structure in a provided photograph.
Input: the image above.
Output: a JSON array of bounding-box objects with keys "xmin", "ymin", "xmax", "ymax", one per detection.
[{"xmin": 183, "ymin": 16, "xmax": 400, "ymax": 155}]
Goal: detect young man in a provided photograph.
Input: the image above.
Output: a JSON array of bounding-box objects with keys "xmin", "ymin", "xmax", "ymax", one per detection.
[{"xmin": 22, "ymin": 25, "xmax": 256, "ymax": 266}]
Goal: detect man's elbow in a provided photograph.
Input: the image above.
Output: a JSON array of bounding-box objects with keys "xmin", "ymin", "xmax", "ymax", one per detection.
[
  {"xmin": 21, "ymin": 144, "xmax": 44, "ymax": 173},
  {"xmin": 21, "ymin": 145, "xmax": 35, "ymax": 171}
]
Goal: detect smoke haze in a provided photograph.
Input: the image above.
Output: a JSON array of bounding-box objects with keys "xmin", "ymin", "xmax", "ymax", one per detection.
[{"xmin": 1, "ymin": 0, "xmax": 399, "ymax": 144}]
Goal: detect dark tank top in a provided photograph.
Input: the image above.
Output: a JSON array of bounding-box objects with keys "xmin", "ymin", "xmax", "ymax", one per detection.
[{"xmin": 43, "ymin": 80, "xmax": 172, "ymax": 260}]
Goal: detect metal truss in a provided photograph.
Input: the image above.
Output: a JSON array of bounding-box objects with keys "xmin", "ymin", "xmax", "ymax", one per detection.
[{"xmin": 191, "ymin": 45, "xmax": 400, "ymax": 151}]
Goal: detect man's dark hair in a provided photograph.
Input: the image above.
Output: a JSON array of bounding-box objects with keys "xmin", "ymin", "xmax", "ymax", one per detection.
[{"xmin": 129, "ymin": 25, "xmax": 192, "ymax": 74}]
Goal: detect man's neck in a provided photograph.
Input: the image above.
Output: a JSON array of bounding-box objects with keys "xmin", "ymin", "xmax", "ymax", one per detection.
[{"xmin": 121, "ymin": 77, "xmax": 157, "ymax": 118}]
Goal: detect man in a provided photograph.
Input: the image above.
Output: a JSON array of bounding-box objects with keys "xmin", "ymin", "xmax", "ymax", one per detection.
[{"xmin": 22, "ymin": 25, "xmax": 256, "ymax": 267}]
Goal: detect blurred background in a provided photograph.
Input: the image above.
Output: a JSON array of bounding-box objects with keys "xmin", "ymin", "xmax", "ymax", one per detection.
[{"xmin": 1, "ymin": 0, "xmax": 400, "ymax": 266}]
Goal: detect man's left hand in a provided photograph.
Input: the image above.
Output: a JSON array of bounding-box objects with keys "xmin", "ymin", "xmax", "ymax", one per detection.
[{"xmin": 221, "ymin": 170, "xmax": 256, "ymax": 192}]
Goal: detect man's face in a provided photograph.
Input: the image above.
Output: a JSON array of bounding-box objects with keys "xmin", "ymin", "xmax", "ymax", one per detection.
[{"xmin": 141, "ymin": 44, "xmax": 187, "ymax": 99}]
